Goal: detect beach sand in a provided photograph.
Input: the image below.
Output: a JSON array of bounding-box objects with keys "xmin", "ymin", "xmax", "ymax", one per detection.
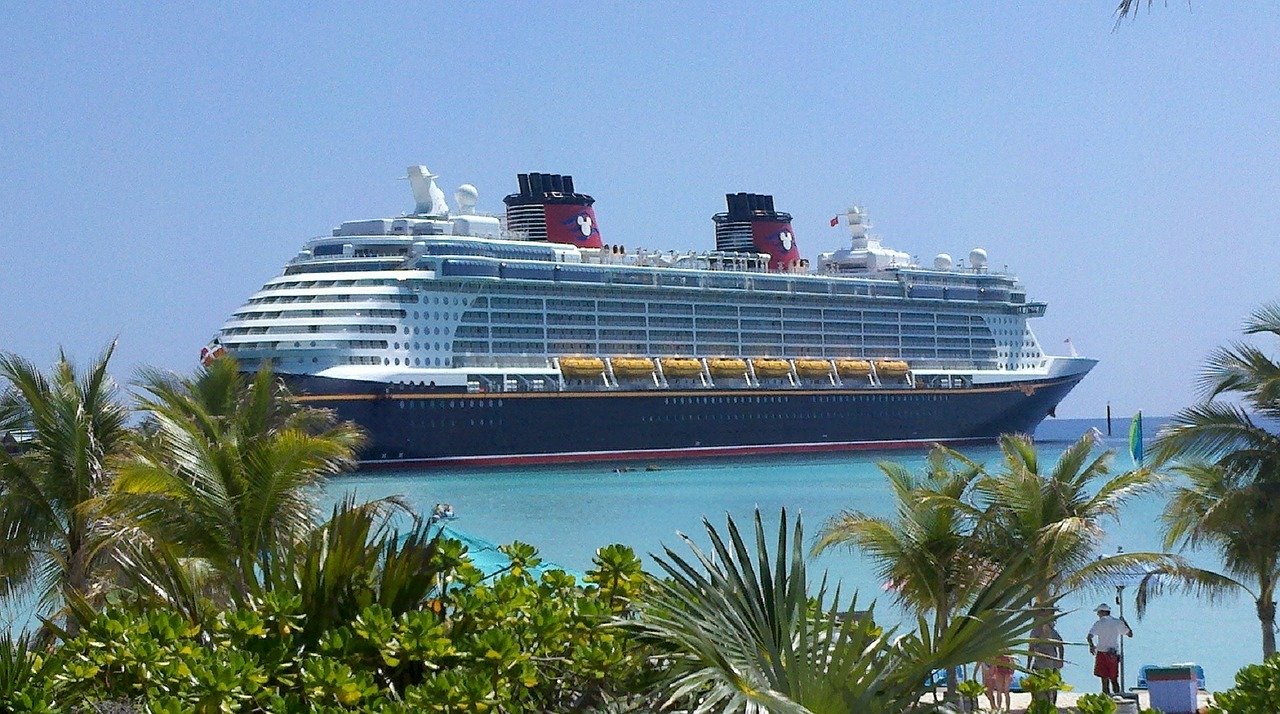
[{"xmin": 922, "ymin": 689, "xmax": 1215, "ymax": 712}]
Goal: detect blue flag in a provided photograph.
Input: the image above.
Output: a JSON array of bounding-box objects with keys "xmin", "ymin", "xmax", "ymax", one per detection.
[{"xmin": 1129, "ymin": 411, "xmax": 1144, "ymax": 466}]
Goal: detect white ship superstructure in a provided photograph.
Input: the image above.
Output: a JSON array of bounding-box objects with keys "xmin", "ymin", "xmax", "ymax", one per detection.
[
  {"xmin": 218, "ymin": 167, "xmax": 1090, "ymax": 391},
  {"xmin": 210, "ymin": 166, "xmax": 1094, "ymax": 466}
]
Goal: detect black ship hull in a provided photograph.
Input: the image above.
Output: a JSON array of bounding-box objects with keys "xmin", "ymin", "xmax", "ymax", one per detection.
[{"xmin": 284, "ymin": 374, "xmax": 1085, "ymax": 468}]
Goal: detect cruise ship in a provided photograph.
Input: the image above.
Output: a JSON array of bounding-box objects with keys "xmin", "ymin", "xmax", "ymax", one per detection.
[{"xmin": 209, "ymin": 166, "xmax": 1095, "ymax": 467}]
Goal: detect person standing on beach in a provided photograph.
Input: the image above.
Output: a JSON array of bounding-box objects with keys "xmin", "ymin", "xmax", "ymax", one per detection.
[
  {"xmin": 1087, "ymin": 602, "xmax": 1132, "ymax": 695},
  {"xmin": 1029, "ymin": 619, "xmax": 1065, "ymax": 704},
  {"xmin": 981, "ymin": 654, "xmax": 1015, "ymax": 711}
]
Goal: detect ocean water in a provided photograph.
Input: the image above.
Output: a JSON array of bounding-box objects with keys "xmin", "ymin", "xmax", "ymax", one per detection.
[{"xmin": 325, "ymin": 417, "xmax": 1263, "ymax": 692}]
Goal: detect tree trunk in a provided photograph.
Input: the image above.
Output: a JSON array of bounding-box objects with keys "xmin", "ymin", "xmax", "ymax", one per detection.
[{"xmin": 1258, "ymin": 598, "xmax": 1276, "ymax": 659}]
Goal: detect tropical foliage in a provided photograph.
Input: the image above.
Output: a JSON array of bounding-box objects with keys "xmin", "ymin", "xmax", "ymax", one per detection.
[
  {"xmin": 634, "ymin": 508, "xmax": 1045, "ymax": 714},
  {"xmin": 971, "ymin": 433, "xmax": 1164, "ymax": 606},
  {"xmin": 111, "ymin": 357, "xmax": 366, "ymax": 606},
  {"xmin": 0, "ymin": 345, "xmax": 132, "ymax": 637},
  {"xmin": 1209, "ymin": 652, "xmax": 1280, "ymax": 714},
  {"xmin": 812, "ymin": 449, "xmax": 986, "ymax": 696},
  {"xmin": 1, "ymin": 539, "xmax": 654, "ymax": 712},
  {"xmin": 1140, "ymin": 303, "xmax": 1280, "ymax": 658}
]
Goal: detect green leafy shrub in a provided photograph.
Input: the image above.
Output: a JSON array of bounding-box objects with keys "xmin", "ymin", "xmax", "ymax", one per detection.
[
  {"xmin": 1077, "ymin": 692, "xmax": 1118, "ymax": 714},
  {"xmin": 0, "ymin": 535, "xmax": 659, "ymax": 712},
  {"xmin": 1209, "ymin": 653, "xmax": 1280, "ymax": 714}
]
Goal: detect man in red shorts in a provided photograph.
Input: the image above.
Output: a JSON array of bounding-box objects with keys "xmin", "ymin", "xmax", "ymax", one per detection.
[{"xmin": 1087, "ymin": 602, "xmax": 1133, "ymax": 695}]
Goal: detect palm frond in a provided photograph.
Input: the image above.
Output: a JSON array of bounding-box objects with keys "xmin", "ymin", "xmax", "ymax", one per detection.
[
  {"xmin": 1133, "ymin": 564, "xmax": 1249, "ymax": 617},
  {"xmin": 635, "ymin": 509, "xmax": 1045, "ymax": 714}
]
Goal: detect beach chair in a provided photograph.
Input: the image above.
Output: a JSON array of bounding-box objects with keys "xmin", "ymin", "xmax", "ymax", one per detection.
[
  {"xmin": 1135, "ymin": 664, "xmax": 1156, "ymax": 690},
  {"xmin": 1009, "ymin": 670, "xmax": 1026, "ymax": 693}
]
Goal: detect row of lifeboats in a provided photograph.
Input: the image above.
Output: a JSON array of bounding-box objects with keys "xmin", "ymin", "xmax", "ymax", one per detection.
[{"xmin": 558, "ymin": 356, "xmax": 910, "ymax": 380}]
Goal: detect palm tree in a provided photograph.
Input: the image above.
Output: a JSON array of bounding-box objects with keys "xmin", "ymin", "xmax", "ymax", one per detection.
[
  {"xmin": 812, "ymin": 448, "xmax": 986, "ymax": 696},
  {"xmin": 1153, "ymin": 302, "xmax": 1280, "ymax": 483},
  {"xmin": 973, "ymin": 434, "xmax": 1165, "ymax": 609},
  {"xmin": 0, "ymin": 345, "xmax": 131, "ymax": 636},
  {"xmin": 1138, "ymin": 303, "xmax": 1280, "ymax": 658},
  {"xmin": 1135, "ymin": 463, "xmax": 1280, "ymax": 659},
  {"xmin": 108, "ymin": 356, "xmax": 364, "ymax": 604},
  {"xmin": 635, "ymin": 509, "xmax": 1045, "ymax": 714}
]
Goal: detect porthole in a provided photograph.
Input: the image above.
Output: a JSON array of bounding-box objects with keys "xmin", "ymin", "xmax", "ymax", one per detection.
[{"xmin": 394, "ymin": 358, "xmax": 400, "ymax": 365}]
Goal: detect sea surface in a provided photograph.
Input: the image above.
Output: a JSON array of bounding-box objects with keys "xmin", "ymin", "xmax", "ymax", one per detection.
[{"xmin": 325, "ymin": 417, "xmax": 1262, "ymax": 693}]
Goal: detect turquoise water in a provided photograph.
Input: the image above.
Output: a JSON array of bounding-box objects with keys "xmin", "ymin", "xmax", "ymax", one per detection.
[{"xmin": 325, "ymin": 418, "xmax": 1263, "ymax": 692}]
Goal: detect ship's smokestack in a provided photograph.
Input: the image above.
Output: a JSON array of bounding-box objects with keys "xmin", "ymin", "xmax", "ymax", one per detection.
[
  {"xmin": 712, "ymin": 192, "xmax": 799, "ymax": 271},
  {"xmin": 503, "ymin": 172, "xmax": 603, "ymax": 248}
]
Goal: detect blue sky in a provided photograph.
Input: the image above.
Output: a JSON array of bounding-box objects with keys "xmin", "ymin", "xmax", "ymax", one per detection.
[{"xmin": 1, "ymin": 3, "xmax": 1276, "ymax": 418}]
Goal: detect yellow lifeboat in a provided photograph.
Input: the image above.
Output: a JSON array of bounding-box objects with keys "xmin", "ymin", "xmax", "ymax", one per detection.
[
  {"xmin": 752, "ymin": 358, "xmax": 792, "ymax": 378},
  {"xmin": 611, "ymin": 356, "xmax": 655, "ymax": 378},
  {"xmin": 559, "ymin": 356, "xmax": 605, "ymax": 378},
  {"xmin": 660, "ymin": 357, "xmax": 703, "ymax": 378},
  {"xmin": 708, "ymin": 358, "xmax": 749, "ymax": 378},
  {"xmin": 835, "ymin": 359, "xmax": 873, "ymax": 378},
  {"xmin": 795, "ymin": 359, "xmax": 833, "ymax": 378},
  {"xmin": 875, "ymin": 359, "xmax": 911, "ymax": 378}
]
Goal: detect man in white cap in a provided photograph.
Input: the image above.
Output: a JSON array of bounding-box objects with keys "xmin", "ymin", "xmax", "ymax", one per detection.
[{"xmin": 1087, "ymin": 602, "xmax": 1132, "ymax": 695}]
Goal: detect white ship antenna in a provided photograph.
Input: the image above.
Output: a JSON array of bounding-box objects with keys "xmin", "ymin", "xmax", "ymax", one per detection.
[{"xmin": 406, "ymin": 165, "xmax": 450, "ymax": 216}]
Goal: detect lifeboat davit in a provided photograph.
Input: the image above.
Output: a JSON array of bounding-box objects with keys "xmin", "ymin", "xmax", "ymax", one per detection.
[
  {"xmin": 611, "ymin": 357, "xmax": 655, "ymax": 378},
  {"xmin": 708, "ymin": 358, "xmax": 749, "ymax": 378},
  {"xmin": 660, "ymin": 357, "xmax": 703, "ymax": 378},
  {"xmin": 751, "ymin": 358, "xmax": 791, "ymax": 378},
  {"xmin": 875, "ymin": 359, "xmax": 911, "ymax": 378},
  {"xmin": 560, "ymin": 356, "xmax": 606, "ymax": 378},
  {"xmin": 794, "ymin": 359, "xmax": 833, "ymax": 377},
  {"xmin": 835, "ymin": 359, "xmax": 873, "ymax": 378}
]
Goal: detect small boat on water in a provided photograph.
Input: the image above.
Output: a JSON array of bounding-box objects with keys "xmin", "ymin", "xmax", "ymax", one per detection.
[{"xmin": 429, "ymin": 502, "xmax": 457, "ymax": 523}]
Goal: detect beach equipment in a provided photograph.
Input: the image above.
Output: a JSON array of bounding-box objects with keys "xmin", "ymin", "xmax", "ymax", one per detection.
[
  {"xmin": 1144, "ymin": 665, "xmax": 1201, "ymax": 713},
  {"xmin": 1129, "ymin": 411, "xmax": 1144, "ymax": 466},
  {"xmin": 1097, "ymin": 549, "xmax": 1160, "ymax": 691},
  {"xmin": 1135, "ymin": 663, "xmax": 1205, "ymax": 691}
]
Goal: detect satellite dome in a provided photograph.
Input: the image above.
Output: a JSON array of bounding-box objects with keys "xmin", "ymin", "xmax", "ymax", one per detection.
[
  {"xmin": 455, "ymin": 184, "xmax": 479, "ymax": 213},
  {"xmin": 969, "ymin": 248, "xmax": 988, "ymax": 271},
  {"xmin": 934, "ymin": 253, "xmax": 953, "ymax": 271}
]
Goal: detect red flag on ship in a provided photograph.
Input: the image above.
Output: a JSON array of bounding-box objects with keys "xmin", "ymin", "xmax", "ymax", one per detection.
[{"xmin": 829, "ymin": 215, "xmax": 840, "ymax": 227}]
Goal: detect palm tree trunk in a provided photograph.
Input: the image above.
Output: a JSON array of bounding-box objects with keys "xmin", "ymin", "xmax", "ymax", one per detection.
[
  {"xmin": 937, "ymin": 601, "xmax": 959, "ymax": 702},
  {"xmin": 1258, "ymin": 598, "xmax": 1276, "ymax": 659}
]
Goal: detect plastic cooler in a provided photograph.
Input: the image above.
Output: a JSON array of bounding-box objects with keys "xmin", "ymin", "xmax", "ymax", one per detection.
[{"xmin": 1145, "ymin": 666, "xmax": 1199, "ymax": 714}]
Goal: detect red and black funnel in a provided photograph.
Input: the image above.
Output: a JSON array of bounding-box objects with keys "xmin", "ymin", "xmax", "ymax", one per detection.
[
  {"xmin": 712, "ymin": 192, "xmax": 800, "ymax": 271},
  {"xmin": 503, "ymin": 173, "xmax": 603, "ymax": 248}
]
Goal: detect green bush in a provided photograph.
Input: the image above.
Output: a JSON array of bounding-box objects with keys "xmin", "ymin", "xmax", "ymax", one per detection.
[
  {"xmin": 1209, "ymin": 653, "xmax": 1280, "ymax": 714},
  {"xmin": 1077, "ymin": 692, "xmax": 1118, "ymax": 714},
  {"xmin": 0, "ymin": 537, "xmax": 659, "ymax": 711}
]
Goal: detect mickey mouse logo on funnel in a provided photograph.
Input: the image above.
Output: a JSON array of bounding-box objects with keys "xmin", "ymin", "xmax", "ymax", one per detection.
[
  {"xmin": 752, "ymin": 221, "xmax": 800, "ymax": 271},
  {"xmin": 713, "ymin": 192, "xmax": 801, "ymax": 272},
  {"xmin": 503, "ymin": 172, "xmax": 603, "ymax": 249},
  {"xmin": 545, "ymin": 203, "xmax": 602, "ymax": 247}
]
